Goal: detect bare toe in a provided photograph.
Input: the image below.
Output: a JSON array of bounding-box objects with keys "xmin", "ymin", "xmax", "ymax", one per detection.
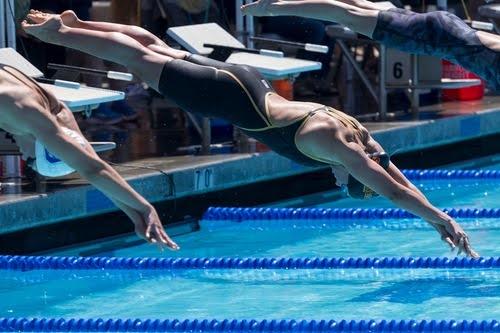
[{"xmin": 27, "ymin": 13, "xmax": 47, "ymax": 24}]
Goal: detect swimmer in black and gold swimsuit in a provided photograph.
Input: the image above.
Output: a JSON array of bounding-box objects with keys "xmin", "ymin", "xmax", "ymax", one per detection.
[
  {"xmin": 23, "ymin": 9, "xmax": 479, "ymax": 257},
  {"xmin": 161, "ymin": 54, "xmax": 366, "ymax": 167}
]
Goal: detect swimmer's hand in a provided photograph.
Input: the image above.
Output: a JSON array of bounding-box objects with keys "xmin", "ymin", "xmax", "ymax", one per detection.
[
  {"xmin": 439, "ymin": 219, "xmax": 479, "ymax": 258},
  {"xmin": 241, "ymin": 0, "xmax": 280, "ymax": 17},
  {"xmin": 429, "ymin": 222, "xmax": 456, "ymax": 249},
  {"xmin": 134, "ymin": 207, "xmax": 180, "ymax": 251}
]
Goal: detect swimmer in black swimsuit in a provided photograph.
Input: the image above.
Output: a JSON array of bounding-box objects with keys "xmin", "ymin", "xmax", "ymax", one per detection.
[
  {"xmin": 241, "ymin": 0, "xmax": 500, "ymax": 91},
  {"xmin": 22, "ymin": 10, "xmax": 478, "ymax": 257}
]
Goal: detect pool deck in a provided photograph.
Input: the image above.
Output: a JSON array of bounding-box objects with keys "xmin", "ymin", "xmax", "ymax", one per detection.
[{"xmin": 1, "ymin": 97, "xmax": 500, "ymax": 235}]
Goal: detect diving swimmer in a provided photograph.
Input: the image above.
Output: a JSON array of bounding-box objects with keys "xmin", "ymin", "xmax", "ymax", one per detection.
[
  {"xmin": 21, "ymin": 10, "xmax": 479, "ymax": 257},
  {"xmin": 241, "ymin": 0, "xmax": 499, "ymax": 91},
  {"xmin": 0, "ymin": 63, "xmax": 179, "ymax": 250}
]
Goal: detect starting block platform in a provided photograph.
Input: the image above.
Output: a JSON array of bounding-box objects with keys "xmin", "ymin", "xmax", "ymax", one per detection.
[
  {"xmin": 0, "ymin": 48, "xmax": 124, "ymax": 113},
  {"xmin": 167, "ymin": 23, "xmax": 321, "ymax": 79}
]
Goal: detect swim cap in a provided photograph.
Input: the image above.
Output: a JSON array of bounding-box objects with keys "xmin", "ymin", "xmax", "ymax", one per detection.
[{"xmin": 346, "ymin": 152, "xmax": 390, "ymax": 199}]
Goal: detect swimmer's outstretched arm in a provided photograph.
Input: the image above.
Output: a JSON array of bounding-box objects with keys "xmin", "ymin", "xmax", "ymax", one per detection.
[
  {"xmin": 0, "ymin": 91, "xmax": 179, "ymax": 250},
  {"xmin": 340, "ymin": 145, "xmax": 478, "ymax": 257},
  {"xmin": 300, "ymin": 128, "xmax": 478, "ymax": 257}
]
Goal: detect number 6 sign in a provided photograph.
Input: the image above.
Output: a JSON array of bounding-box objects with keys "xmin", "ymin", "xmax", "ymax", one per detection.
[{"xmin": 385, "ymin": 49, "xmax": 411, "ymax": 85}]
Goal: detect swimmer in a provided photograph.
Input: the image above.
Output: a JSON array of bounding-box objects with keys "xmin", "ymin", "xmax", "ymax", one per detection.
[
  {"xmin": 0, "ymin": 64, "xmax": 179, "ymax": 251},
  {"xmin": 22, "ymin": 10, "xmax": 478, "ymax": 257},
  {"xmin": 241, "ymin": 0, "xmax": 500, "ymax": 91}
]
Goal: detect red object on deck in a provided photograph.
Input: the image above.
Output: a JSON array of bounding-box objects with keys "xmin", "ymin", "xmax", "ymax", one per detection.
[
  {"xmin": 441, "ymin": 60, "xmax": 484, "ymax": 101},
  {"xmin": 272, "ymin": 79, "xmax": 294, "ymax": 100}
]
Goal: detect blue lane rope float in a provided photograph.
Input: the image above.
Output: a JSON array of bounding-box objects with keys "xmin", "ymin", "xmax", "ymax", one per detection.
[
  {"xmin": 202, "ymin": 207, "xmax": 500, "ymax": 221},
  {"xmin": 402, "ymin": 169, "xmax": 500, "ymax": 180},
  {"xmin": 0, "ymin": 318, "xmax": 499, "ymax": 332},
  {"xmin": 1, "ymin": 255, "xmax": 499, "ymax": 270}
]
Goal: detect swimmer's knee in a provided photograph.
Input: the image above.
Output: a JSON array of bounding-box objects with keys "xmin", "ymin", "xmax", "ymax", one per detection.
[
  {"xmin": 105, "ymin": 31, "xmax": 157, "ymax": 65},
  {"xmin": 425, "ymin": 11, "xmax": 450, "ymax": 25}
]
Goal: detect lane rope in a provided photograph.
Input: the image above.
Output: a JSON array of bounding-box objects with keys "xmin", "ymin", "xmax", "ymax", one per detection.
[
  {"xmin": 402, "ymin": 169, "xmax": 500, "ymax": 180},
  {"xmin": 202, "ymin": 207, "xmax": 500, "ymax": 221},
  {"xmin": 0, "ymin": 255, "xmax": 499, "ymax": 270},
  {"xmin": 0, "ymin": 318, "xmax": 498, "ymax": 332}
]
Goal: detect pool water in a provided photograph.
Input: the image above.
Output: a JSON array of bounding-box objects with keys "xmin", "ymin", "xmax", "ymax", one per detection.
[
  {"xmin": 314, "ymin": 179, "xmax": 499, "ymax": 209},
  {"xmin": 81, "ymin": 176, "xmax": 500, "ymax": 259},
  {"xmin": 93, "ymin": 218, "xmax": 500, "ymax": 259},
  {"xmin": 1, "ymin": 158, "xmax": 499, "ymax": 321},
  {"xmin": 1, "ymin": 269, "xmax": 499, "ymax": 319}
]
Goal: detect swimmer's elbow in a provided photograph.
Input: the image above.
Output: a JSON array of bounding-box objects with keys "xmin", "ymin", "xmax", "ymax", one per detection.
[
  {"xmin": 78, "ymin": 158, "xmax": 109, "ymax": 179},
  {"xmin": 384, "ymin": 185, "xmax": 413, "ymax": 203}
]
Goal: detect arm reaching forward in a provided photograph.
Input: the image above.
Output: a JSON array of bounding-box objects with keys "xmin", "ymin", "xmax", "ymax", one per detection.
[
  {"xmin": 1, "ymin": 91, "xmax": 179, "ymax": 251},
  {"xmin": 333, "ymin": 139, "xmax": 478, "ymax": 257}
]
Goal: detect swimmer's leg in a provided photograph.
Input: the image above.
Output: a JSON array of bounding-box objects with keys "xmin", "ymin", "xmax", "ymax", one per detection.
[
  {"xmin": 242, "ymin": 0, "xmax": 380, "ymax": 37},
  {"xmin": 183, "ymin": 54, "xmax": 233, "ymax": 69},
  {"xmin": 23, "ymin": 16, "xmax": 170, "ymax": 91},
  {"xmin": 27, "ymin": 10, "xmax": 189, "ymax": 59},
  {"xmin": 74, "ymin": 16, "xmax": 190, "ymax": 60},
  {"xmin": 328, "ymin": 0, "xmax": 385, "ymax": 10},
  {"xmin": 371, "ymin": 9, "xmax": 499, "ymax": 89}
]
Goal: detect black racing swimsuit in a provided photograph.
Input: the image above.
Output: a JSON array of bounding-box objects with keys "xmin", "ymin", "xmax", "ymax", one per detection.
[{"xmin": 159, "ymin": 55, "xmax": 362, "ymax": 167}]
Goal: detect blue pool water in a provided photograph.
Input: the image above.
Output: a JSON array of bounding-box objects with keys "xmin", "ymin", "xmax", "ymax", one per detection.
[
  {"xmin": 1, "ymin": 269, "xmax": 500, "ymax": 319},
  {"xmin": 313, "ymin": 179, "xmax": 499, "ymax": 209},
  {"xmin": 73, "ymin": 177, "xmax": 500, "ymax": 259},
  {"xmin": 90, "ymin": 217, "xmax": 500, "ymax": 259},
  {"xmin": 1, "ymin": 159, "xmax": 499, "ymax": 321}
]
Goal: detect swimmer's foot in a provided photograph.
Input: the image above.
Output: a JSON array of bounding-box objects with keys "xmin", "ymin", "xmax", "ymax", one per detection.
[
  {"xmin": 22, "ymin": 14, "xmax": 69, "ymax": 43},
  {"xmin": 26, "ymin": 10, "xmax": 79, "ymax": 27}
]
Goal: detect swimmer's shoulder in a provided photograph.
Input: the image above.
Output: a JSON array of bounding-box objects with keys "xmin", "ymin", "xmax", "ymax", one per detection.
[
  {"xmin": 0, "ymin": 85, "xmax": 46, "ymax": 125},
  {"xmin": 0, "ymin": 83, "xmax": 33, "ymax": 107}
]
